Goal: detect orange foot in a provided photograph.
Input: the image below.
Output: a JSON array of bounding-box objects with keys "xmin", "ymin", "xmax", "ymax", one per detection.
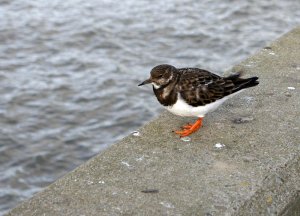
[{"xmin": 175, "ymin": 117, "xmax": 203, "ymax": 137}]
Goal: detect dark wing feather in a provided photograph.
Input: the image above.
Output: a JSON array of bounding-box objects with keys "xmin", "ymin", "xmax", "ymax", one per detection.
[
  {"xmin": 177, "ymin": 69, "xmax": 258, "ymax": 107},
  {"xmin": 178, "ymin": 68, "xmax": 221, "ymax": 83}
]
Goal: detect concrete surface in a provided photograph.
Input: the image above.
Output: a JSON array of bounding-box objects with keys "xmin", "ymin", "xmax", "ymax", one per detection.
[
  {"xmin": 7, "ymin": 27, "xmax": 300, "ymax": 216},
  {"xmin": 281, "ymin": 195, "xmax": 300, "ymax": 216}
]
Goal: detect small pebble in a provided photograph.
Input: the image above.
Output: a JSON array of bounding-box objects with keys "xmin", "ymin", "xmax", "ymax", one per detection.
[
  {"xmin": 180, "ymin": 136, "xmax": 191, "ymax": 142},
  {"xmin": 233, "ymin": 116, "xmax": 254, "ymax": 124},
  {"xmin": 285, "ymin": 92, "xmax": 292, "ymax": 97},
  {"xmin": 87, "ymin": 181, "xmax": 94, "ymax": 185},
  {"xmin": 215, "ymin": 143, "xmax": 225, "ymax": 148},
  {"xmin": 131, "ymin": 131, "xmax": 140, "ymax": 136},
  {"xmin": 160, "ymin": 201, "xmax": 175, "ymax": 209},
  {"xmin": 141, "ymin": 189, "xmax": 159, "ymax": 193}
]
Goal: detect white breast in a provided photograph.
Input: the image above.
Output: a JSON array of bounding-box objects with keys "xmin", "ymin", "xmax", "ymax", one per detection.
[{"xmin": 166, "ymin": 91, "xmax": 243, "ymax": 117}]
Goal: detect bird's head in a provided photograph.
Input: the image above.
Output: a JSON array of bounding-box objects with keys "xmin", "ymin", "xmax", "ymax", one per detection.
[{"xmin": 138, "ymin": 64, "xmax": 177, "ymax": 89}]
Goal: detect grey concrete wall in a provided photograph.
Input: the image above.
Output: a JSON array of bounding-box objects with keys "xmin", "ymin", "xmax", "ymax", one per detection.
[{"xmin": 7, "ymin": 27, "xmax": 300, "ymax": 216}]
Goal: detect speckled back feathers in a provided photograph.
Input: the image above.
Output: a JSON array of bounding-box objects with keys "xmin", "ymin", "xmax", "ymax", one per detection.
[{"xmin": 147, "ymin": 64, "xmax": 259, "ymax": 107}]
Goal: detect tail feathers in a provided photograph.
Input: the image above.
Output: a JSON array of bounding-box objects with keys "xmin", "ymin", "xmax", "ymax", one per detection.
[
  {"xmin": 225, "ymin": 73, "xmax": 259, "ymax": 93},
  {"xmin": 243, "ymin": 76, "xmax": 259, "ymax": 88}
]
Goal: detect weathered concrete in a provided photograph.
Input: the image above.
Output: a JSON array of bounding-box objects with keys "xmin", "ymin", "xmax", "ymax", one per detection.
[{"xmin": 7, "ymin": 27, "xmax": 300, "ymax": 216}]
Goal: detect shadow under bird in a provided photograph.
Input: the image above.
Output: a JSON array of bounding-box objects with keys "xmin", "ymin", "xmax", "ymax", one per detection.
[{"xmin": 138, "ymin": 64, "xmax": 259, "ymax": 137}]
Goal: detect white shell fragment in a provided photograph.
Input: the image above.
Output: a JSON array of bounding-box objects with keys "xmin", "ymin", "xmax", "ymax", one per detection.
[
  {"xmin": 287, "ymin": 87, "xmax": 295, "ymax": 90},
  {"xmin": 135, "ymin": 155, "xmax": 144, "ymax": 161},
  {"xmin": 180, "ymin": 136, "xmax": 191, "ymax": 142},
  {"xmin": 131, "ymin": 131, "xmax": 140, "ymax": 136},
  {"xmin": 160, "ymin": 201, "xmax": 175, "ymax": 209},
  {"xmin": 121, "ymin": 161, "xmax": 131, "ymax": 167},
  {"xmin": 87, "ymin": 181, "xmax": 94, "ymax": 185},
  {"xmin": 214, "ymin": 143, "xmax": 225, "ymax": 149}
]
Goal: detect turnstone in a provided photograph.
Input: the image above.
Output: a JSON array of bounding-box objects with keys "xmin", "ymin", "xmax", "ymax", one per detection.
[{"xmin": 138, "ymin": 64, "xmax": 259, "ymax": 137}]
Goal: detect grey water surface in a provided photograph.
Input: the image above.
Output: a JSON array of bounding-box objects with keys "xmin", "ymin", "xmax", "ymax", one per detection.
[{"xmin": 0, "ymin": 0, "xmax": 300, "ymax": 214}]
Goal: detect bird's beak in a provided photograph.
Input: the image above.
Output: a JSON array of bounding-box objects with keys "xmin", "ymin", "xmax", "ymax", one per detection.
[{"xmin": 138, "ymin": 78, "xmax": 152, "ymax": 86}]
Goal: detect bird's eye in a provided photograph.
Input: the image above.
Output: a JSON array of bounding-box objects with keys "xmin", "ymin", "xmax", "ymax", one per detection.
[{"xmin": 158, "ymin": 75, "xmax": 163, "ymax": 78}]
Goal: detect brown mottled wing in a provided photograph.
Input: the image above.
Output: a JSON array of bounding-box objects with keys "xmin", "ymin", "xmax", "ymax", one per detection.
[{"xmin": 177, "ymin": 68, "xmax": 235, "ymax": 107}]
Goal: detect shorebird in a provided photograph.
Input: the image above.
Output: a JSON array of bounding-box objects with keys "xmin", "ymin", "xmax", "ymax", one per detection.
[{"xmin": 138, "ymin": 64, "xmax": 259, "ymax": 137}]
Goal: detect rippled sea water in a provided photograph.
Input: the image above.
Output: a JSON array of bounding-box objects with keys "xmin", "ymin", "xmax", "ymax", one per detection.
[{"xmin": 0, "ymin": 0, "xmax": 299, "ymax": 213}]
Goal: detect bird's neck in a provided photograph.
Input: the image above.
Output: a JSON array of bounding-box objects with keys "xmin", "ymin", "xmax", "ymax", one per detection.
[{"xmin": 153, "ymin": 73, "xmax": 180, "ymax": 106}]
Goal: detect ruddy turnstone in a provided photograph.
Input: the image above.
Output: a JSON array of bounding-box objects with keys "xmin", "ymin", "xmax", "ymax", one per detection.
[{"xmin": 138, "ymin": 64, "xmax": 259, "ymax": 137}]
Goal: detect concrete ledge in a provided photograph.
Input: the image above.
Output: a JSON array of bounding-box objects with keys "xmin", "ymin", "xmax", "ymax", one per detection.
[{"xmin": 8, "ymin": 27, "xmax": 300, "ymax": 215}]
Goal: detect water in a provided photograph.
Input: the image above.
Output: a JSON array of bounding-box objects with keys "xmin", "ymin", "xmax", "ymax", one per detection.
[{"xmin": 0, "ymin": 0, "xmax": 299, "ymax": 214}]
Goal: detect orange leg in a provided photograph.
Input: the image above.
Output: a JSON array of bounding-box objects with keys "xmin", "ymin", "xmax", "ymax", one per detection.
[
  {"xmin": 175, "ymin": 117, "xmax": 203, "ymax": 137},
  {"xmin": 182, "ymin": 123, "xmax": 193, "ymax": 129}
]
